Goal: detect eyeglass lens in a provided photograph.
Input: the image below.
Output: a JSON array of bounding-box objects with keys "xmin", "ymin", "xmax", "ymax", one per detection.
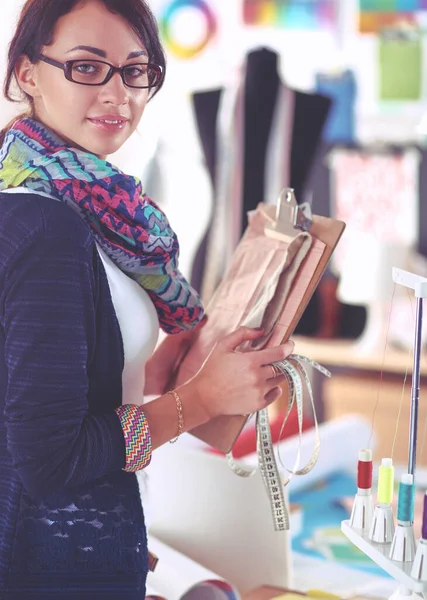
[{"xmin": 69, "ymin": 60, "xmax": 160, "ymax": 88}]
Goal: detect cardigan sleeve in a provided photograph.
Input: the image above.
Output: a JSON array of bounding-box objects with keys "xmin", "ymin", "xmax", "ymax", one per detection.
[{"xmin": 1, "ymin": 230, "xmax": 127, "ymax": 498}]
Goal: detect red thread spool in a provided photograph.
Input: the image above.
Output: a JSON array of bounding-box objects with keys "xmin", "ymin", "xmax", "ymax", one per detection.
[{"xmin": 357, "ymin": 449, "xmax": 372, "ymax": 489}]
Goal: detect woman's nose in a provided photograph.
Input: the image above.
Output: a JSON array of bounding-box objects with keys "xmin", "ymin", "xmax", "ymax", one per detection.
[{"xmin": 99, "ymin": 71, "xmax": 130, "ymax": 105}]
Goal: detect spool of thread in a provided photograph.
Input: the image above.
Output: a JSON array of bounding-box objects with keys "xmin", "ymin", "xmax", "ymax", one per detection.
[
  {"xmin": 422, "ymin": 491, "xmax": 427, "ymax": 540},
  {"xmin": 397, "ymin": 474, "xmax": 415, "ymax": 523},
  {"xmin": 377, "ymin": 457, "xmax": 394, "ymax": 504},
  {"xmin": 357, "ymin": 448, "xmax": 372, "ymax": 489}
]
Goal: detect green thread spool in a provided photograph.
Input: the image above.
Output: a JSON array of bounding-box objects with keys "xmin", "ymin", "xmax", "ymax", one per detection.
[
  {"xmin": 377, "ymin": 457, "xmax": 394, "ymax": 504},
  {"xmin": 397, "ymin": 473, "xmax": 415, "ymax": 523}
]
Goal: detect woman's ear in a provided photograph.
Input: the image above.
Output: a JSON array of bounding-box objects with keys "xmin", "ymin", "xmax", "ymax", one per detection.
[{"xmin": 14, "ymin": 55, "xmax": 40, "ymax": 99}]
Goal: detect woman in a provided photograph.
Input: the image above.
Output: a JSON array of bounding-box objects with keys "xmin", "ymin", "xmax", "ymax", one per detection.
[{"xmin": 0, "ymin": 0, "xmax": 293, "ymax": 598}]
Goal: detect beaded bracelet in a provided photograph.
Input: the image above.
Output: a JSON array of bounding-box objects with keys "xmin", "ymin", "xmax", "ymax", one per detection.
[
  {"xmin": 115, "ymin": 404, "xmax": 152, "ymax": 472},
  {"xmin": 167, "ymin": 390, "xmax": 184, "ymax": 443}
]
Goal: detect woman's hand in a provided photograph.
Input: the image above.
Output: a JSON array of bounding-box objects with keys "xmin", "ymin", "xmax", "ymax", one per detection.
[
  {"xmin": 144, "ymin": 316, "xmax": 208, "ymax": 396},
  {"xmin": 141, "ymin": 325, "xmax": 294, "ymax": 449},
  {"xmin": 188, "ymin": 326, "xmax": 294, "ymax": 419}
]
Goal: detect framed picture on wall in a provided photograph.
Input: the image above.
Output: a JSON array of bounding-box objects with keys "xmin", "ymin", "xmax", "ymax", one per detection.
[
  {"xmin": 359, "ymin": 0, "xmax": 427, "ymax": 34},
  {"xmin": 243, "ymin": 0, "xmax": 338, "ymax": 32}
]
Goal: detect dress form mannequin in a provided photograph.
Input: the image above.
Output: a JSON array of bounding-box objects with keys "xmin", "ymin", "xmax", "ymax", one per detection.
[
  {"xmin": 191, "ymin": 47, "xmax": 331, "ymax": 300},
  {"xmin": 242, "ymin": 47, "xmax": 281, "ymax": 231}
]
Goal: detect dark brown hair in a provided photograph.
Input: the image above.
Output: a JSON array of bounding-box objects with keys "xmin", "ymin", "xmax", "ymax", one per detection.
[{"xmin": 1, "ymin": 0, "xmax": 166, "ymax": 143}]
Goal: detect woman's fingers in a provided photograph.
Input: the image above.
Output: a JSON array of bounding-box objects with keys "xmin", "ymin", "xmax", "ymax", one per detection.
[
  {"xmin": 256, "ymin": 340, "xmax": 295, "ymax": 365},
  {"xmin": 220, "ymin": 326, "xmax": 265, "ymax": 352},
  {"xmin": 192, "ymin": 328, "xmax": 297, "ymax": 418},
  {"xmin": 264, "ymin": 386, "xmax": 283, "ymax": 406},
  {"xmin": 262, "ymin": 364, "xmax": 286, "ymax": 382}
]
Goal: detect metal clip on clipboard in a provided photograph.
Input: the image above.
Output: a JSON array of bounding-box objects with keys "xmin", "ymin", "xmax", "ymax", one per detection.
[{"xmin": 264, "ymin": 188, "xmax": 313, "ymax": 243}]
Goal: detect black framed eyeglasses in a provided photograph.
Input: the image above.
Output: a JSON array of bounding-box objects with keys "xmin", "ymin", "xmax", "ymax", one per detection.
[{"xmin": 37, "ymin": 54, "xmax": 163, "ymax": 89}]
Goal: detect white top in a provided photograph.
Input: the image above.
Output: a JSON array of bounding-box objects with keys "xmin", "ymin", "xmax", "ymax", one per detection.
[
  {"xmin": 96, "ymin": 244, "xmax": 160, "ymax": 526},
  {"xmin": 96, "ymin": 246, "xmax": 160, "ymax": 406}
]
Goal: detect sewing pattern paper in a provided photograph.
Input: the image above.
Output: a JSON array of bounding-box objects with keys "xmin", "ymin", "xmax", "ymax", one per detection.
[{"xmin": 329, "ymin": 148, "xmax": 420, "ymax": 274}]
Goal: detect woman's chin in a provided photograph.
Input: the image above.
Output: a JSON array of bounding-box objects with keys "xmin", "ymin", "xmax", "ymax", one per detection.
[
  {"xmin": 82, "ymin": 139, "xmax": 126, "ymax": 159},
  {"xmin": 79, "ymin": 126, "xmax": 131, "ymax": 158}
]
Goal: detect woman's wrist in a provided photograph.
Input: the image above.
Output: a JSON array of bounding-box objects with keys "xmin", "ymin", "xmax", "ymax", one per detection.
[
  {"xmin": 166, "ymin": 389, "xmax": 184, "ymax": 443},
  {"xmin": 172, "ymin": 380, "xmax": 212, "ymax": 429},
  {"xmin": 136, "ymin": 381, "xmax": 211, "ymax": 451}
]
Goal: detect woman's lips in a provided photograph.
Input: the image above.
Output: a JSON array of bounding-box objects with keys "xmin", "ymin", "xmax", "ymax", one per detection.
[{"xmin": 88, "ymin": 117, "xmax": 129, "ymax": 132}]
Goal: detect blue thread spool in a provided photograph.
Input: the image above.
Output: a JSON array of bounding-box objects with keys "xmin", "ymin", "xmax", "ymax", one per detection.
[{"xmin": 397, "ymin": 473, "xmax": 415, "ymax": 524}]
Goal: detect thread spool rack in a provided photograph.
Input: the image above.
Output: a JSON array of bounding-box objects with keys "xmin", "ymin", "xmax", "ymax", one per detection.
[
  {"xmin": 341, "ymin": 268, "xmax": 427, "ymax": 599},
  {"xmin": 341, "ymin": 521, "xmax": 426, "ymax": 594}
]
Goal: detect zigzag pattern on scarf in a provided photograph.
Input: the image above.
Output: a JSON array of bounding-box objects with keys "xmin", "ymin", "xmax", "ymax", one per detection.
[{"xmin": 0, "ymin": 118, "xmax": 204, "ymax": 334}]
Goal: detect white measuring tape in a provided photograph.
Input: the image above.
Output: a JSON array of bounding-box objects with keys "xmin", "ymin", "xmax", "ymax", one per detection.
[{"xmin": 227, "ymin": 354, "xmax": 331, "ymax": 531}]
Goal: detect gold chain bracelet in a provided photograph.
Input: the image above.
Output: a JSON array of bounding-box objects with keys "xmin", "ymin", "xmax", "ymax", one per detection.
[{"xmin": 168, "ymin": 390, "xmax": 184, "ymax": 443}]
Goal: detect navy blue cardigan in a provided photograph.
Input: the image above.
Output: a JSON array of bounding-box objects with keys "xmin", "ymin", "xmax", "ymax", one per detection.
[{"xmin": 0, "ymin": 192, "xmax": 149, "ymax": 599}]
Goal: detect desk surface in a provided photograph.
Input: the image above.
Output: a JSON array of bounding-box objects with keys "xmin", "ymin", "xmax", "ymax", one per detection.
[
  {"xmin": 242, "ymin": 587, "xmax": 290, "ymax": 600},
  {"xmin": 242, "ymin": 586, "xmax": 371, "ymax": 599},
  {"xmin": 242, "ymin": 588, "xmax": 298, "ymax": 600},
  {"xmin": 293, "ymin": 336, "xmax": 427, "ymax": 376}
]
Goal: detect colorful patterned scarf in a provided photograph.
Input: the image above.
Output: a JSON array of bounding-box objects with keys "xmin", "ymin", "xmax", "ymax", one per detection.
[{"xmin": 0, "ymin": 118, "xmax": 204, "ymax": 334}]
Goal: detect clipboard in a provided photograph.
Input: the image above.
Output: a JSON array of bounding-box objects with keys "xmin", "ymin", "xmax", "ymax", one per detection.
[{"xmin": 177, "ymin": 189, "xmax": 346, "ymax": 454}]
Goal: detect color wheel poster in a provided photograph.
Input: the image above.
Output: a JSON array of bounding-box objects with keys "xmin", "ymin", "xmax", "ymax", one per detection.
[
  {"xmin": 150, "ymin": 0, "xmax": 230, "ymax": 61},
  {"xmin": 148, "ymin": 0, "xmax": 238, "ymax": 91}
]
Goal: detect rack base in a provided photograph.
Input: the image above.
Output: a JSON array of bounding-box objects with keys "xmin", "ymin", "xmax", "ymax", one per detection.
[{"xmin": 341, "ymin": 520, "xmax": 427, "ymax": 594}]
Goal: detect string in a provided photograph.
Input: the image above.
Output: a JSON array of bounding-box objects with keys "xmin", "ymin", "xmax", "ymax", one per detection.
[
  {"xmin": 368, "ymin": 283, "xmax": 396, "ymax": 449},
  {"xmin": 391, "ymin": 287, "xmax": 414, "ymax": 460},
  {"xmin": 390, "ymin": 352, "xmax": 411, "ymax": 459}
]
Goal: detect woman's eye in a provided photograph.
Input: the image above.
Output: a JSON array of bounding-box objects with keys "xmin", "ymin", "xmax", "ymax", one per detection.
[
  {"xmin": 126, "ymin": 67, "xmax": 146, "ymax": 78},
  {"xmin": 75, "ymin": 63, "xmax": 99, "ymax": 74}
]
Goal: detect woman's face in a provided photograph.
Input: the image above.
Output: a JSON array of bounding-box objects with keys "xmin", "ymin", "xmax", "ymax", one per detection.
[{"xmin": 16, "ymin": 0, "xmax": 150, "ymax": 158}]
